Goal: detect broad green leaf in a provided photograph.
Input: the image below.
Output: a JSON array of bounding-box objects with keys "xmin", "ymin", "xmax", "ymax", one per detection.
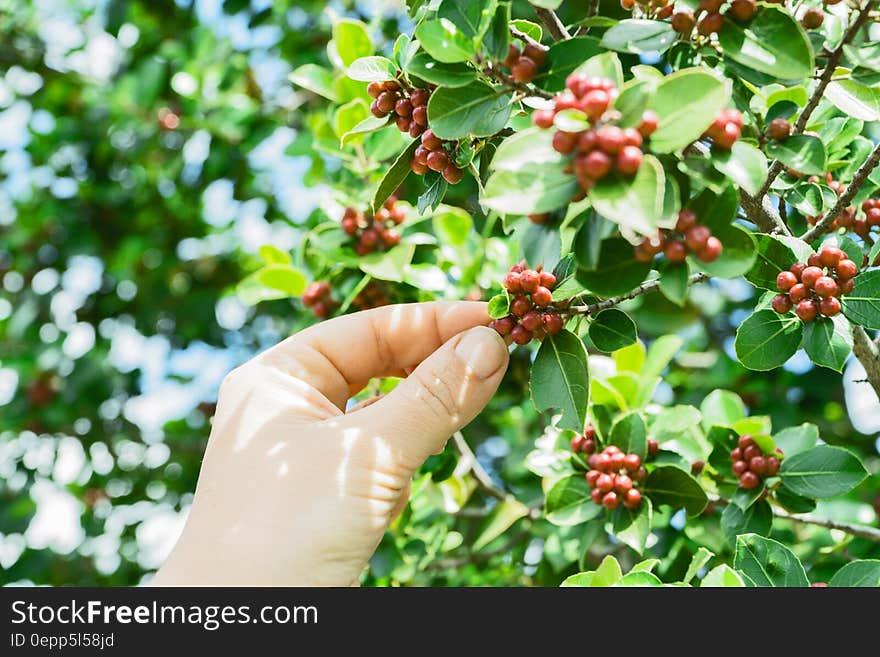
[
  {"xmin": 573, "ymin": 52, "xmax": 624, "ymax": 89},
  {"xmin": 340, "ymin": 114, "xmax": 390, "ymax": 146},
  {"xmin": 613, "ymin": 78, "xmax": 655, "ymax": 128},
  {"xmin": 779, "ymin": 445, "xmax": 868, "ymax": 498},
  {"xmin": 588, "ymin": 154, "xmax": 666, "ymax": 236},
  {"xmin": 691, "ymin": 223, "xmax": 757, "ymax": 279},
  {"xmin": 483, "ymin": 165, "xmax": 578, "ymax": 214},
  {"xmin": 630, "ymin": 558, "xmax": 661, "ymax": 574},
  {"xmin": 530, "ymin": 330, "xmax": 589, "ymax": 432},
  {"xmin": 825, "ymin": 79, "xmax": 880, "ymax": 121},
  {"xmin": 829, "ymin": 560, "xmax": 880, "ymax": 588},
  {"xmin": 487, "ymin": 293, "xmax": 510, "ymax": 319},
  {"xmin": 734, "ymin": 534, "xmax": 809, "ymax": 587},
  {"xmin": 788, "ymin": 183, "xmax": 823, "ymax": 216},
  {"xmin": 289, "ymin": 64, "xmax": 338, "ymax": 101},
  {"xmin": 560, "ymin": 572, "xmax": 595, "ymax": 586},
  {"xmin": 700, "ymin": 390, "xmax": 745, "ymax": 430},
  {"xmin": 432, "ymin": 205, "xmax": 472, "ymax": 246},
  {"xmin": 428, "ymin": 81, "xmax": 512, "ymax": 139},
  {"xmin": 600, "ymin": 19, "xmax": 676, "ymax": 55},
  {"xmin": 473, "ymin": 498, "xmax": 529, "ymax": 551},
  {"xmin": 765, "ymin": 134, "xmax": 826, "ymax": 176},
  {"xmin": 406, "ymin": 52, "xmax": 476, "ymax": 87},
  {"xmin": 702, "ymin": 564, "xmax": 746, "ymax": 587},
  {"xmin": 774, "ymin": 484, "xmax": 817, "ymax": 514},
  {"xmin": 609, "ymin": 410, "xmax": 647, "ymax": 459},
  {"xmin": 521, "ymin": 221, "xmax": 562, "ymax": 270},
  {"xmin": 258, "ymin": 244, "xmax": 291, "ymax": 265},
  {"xmin": 577, "ymin": 237, "xmax": 652, "ymax": 297},
  {"xmin": 347, "ymin": 56, "xmax": 397, "ymax": 81},
  {"xmin": 734, "ymin": 309, "xmax": 803, "ymax": 371},
  {"xmin": 644, "ymin": 465, "xmax": 708, "ymax": 516},
  {"xmin": 652, "ymin": 405, "xmax": 702, "ymax": 441},
  {"xmin": 437, "ymin": 0, "xmax": 496, "ymax": 39},
  {"xmin": 659, "ymin": 261, "xmax": 689, "ymax": 305},
  {"xmin": 333, "ymin": 19, "xmax": 373, "ymax": 67},
  {"xmin": 745, "ymin": 233, "xmax": 800, "ymax": 290},
  {"xmin": 617, "ymin": 571, "xmax": 662, "ymax": 586},
  {"xmin": 545, "ymin": 474, "xmax": 603, "ymax": 526},
  {"xmin": 256, "ymin": 264, "xmax": 307, "ymax": 296},
  {"xmin": 415, "ymin": 18, "xmax": 476, "ymax": 63},
  {"xmin": 841, "ymin": 269, "xmax": 880, "ymax": 329},
  {"xmin": 712, "ymin": 141, "xmax": 767, "ymax": 196},
  {"xmin": 358, "ymin": 243, "xmax": 415, "ymax": 282},
  {"xmin": 490, "ymin": 127, "xmax": 565, "ymax": 172},
  {"xmin": 510, "ymin": 19, "xmax": 542, "ymax": 42},
  {"xmin": 772, "ymin": 423, "xmax": 818, "ymax": 457},
  {"xmin": 683, "ymin": 547, "xmax": 714, "ymax": 584},
  {"xmin": 718, "ymin": 8, "xmax": 814, "ymax": 81},
  {"xmin": 372, "ymin": 139, "xmax": 419, "ymax": 212},
  {"xmin": 589, "ymin": 308, "xmax": 638, "ymax": 353},
  {"xmin": 591, "ymin": 555, "xmax": 624, "ymax": 587},
  {"xmin": 649, "ymin": 68, "xmax": 730, "ymax": 153},
  {"xmin": 802, "ymin": 314, "xmax": 852, "ymax": 372},
  {"xmin": 611, "ymin": 498, "xmax": 652, "ymax": 555},
  {"xmin": 721, "ymin": 499, "xmax": 773, "ymax": 545},
  {"xmin": 534, "ymin": 37, "xmax": 603, "ymax": 91},
  {"xmin": 483, "ymin": 1, "xmax": 510, "ymax": 62}
]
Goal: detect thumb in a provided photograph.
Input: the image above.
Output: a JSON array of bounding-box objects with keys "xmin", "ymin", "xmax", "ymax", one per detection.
[{"xmin": 351, "ymin": 326, "xmax": 509, "ymax": 465}]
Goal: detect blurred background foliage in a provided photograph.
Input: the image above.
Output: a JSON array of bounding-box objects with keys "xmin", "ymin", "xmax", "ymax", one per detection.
[{"xmin": 0, "ymin": 0, "xmax": 877, "ymax": 586}]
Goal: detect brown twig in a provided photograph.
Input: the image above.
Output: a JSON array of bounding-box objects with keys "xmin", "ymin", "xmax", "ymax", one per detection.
[
  {"xmin": 532, "ymin": 4, "xmax": 570, "ymax": 40},
  {"xmin": 509, "ymin": 25, "xmax": 542, "ymax": 48},
  {"xmin": 740, "ymin": 189, "xmax": 792, "ymax": 236},
  {"xmin": 567, "ymin": 273, "xmax": 711, "ymax": 315}
]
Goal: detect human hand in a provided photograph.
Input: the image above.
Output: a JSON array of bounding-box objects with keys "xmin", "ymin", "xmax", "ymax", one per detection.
[{"xmin": 152, "ymin": 302, "xmax": 509, "ymax": 586}]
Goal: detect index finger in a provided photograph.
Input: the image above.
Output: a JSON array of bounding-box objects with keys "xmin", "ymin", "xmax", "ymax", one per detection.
[{"xmin": 257, "ymin": 301, "xmax": 492, "ymax": 410}]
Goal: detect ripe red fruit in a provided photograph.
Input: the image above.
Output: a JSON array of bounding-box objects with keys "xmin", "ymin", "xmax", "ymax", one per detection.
[
  {"xmin": 595, "ymin": 453, "xmax": 613, "ymax": 472},
  {"xmin": 522, "ymin": 43, "xmax": 547, "ymax": 66},
  {"xmin": 421, "ymin": 129, "xmax": 442, "ymax": 150},
  {"xmin": 586, "ymin": 469, "xmax": 602, "ymax": 487},
  {"xmin": 520, "ymin": 269, "xmax": 540, "ymax": 293},
  {"xmin": 511, "ymin": 324, "xmax": 532, "ymax": 345},
  {"xmin": 414, "ymin": 145, "xmax": 430, "ymax": 165},
  {"xmin": 796, "ymin": 299, "xmax": 819, "ymax": 322},
  {"xmin": 776, "ymin": 271, "xmax": 798, "ymax": 291},
  {"xmin": 840, "ymin": 279, "xmax": 854, "ymax": 294},
  {"xmin": 543, "ymin": 313, "xmax": 564, "ymax": 335},
  {"xmin": 730, "ymin": 447, "xmax": 743, "ymax": 461},
  {"xmin": 596, "ymin": 473, "xmax": 615, "ymax": 493},
  {"xmin": 442, "ymin": 164, "xmax": 463, "ymax": 184},
  {"xmin": 697, "ymin": 12, "xmax": 724, "ymax": 36},
  {"xmin": 713, "ymin": 121, "xmax": 740, "ymax": 149},
  {"xmin": 684, "ymin": 225, "xmax": 711, "ymax": 251},
  {"xmin": 819, "ymin": 296, "xmax": 841, "ymax": 317},
  {"xmin": 802, "ymin": 8, "xmax": 824, "ymax": 29},
  {"xmin": 552, "ymin": 131, "xmax": 578, "ymax": 154},
  {"xmin": 580, "ymin": 150, "xmax": 613, "ymax": 180},
  {"xmin": 377, "ymin": 91, "xmax": 396, "ymax": 113},
  {"xmin": 584, "ymin": 424, "xmax": 596, "ymax": 440},
  {"xmin": 367, "ymin": 81, "xmax": 383, "ymax": 98},
  {"xmin": 744, "ymin": 445, "xmax": 762, "ymax": 462},
  {"xmin": 503, "ymin": 43, "xmax": 520, "ymax": 68},
  {"xmin": 614, "ymin": 474, "xmax": 633, "ymax": 494},
  {"xmin": 638, "ymin": 110, "xmax": 660, "ymax": 137},
  {"xmin": 370, "ymin": 101, "xmax": 386, "ymax": 118},
  {"xmin": 381, "ymin": 229, "xmax": 400, "ymax": 247},
  {"xmin": 835, "ymin": 259, "xmax": 857, "ymax": 280},
  {"xmin": 664, "ymin": 240, "xmax": 688, "ymax": 263},
  {"xmin": 623, "ymin": 488, "xmax": 642, "ymax": 510},
  {"xmin": 492, "ymin": 316, "xmax": 516, "ymax": 336},
  {"xmin": 675, "ymin": 210, "xmax": 697, "ymax": 233},
  {"xmin": 577, "ymin": 130, "xmax": 598, "ymax": 153},
  {"xmin": 801, "ymin": 266, "xmax": 824, "ymax": 288},
  {"xmin": 819, "ymin": 246, "xmax": 843, "ymax": 268},
  {"xmin": 739, "ymin": 471, "xmax": 760, "ymax": 490},
  {"xmin": 616, "ymin": 146, "xmax": 643, "ymax": 176},
  {"xmin": 647, "ymin": 439, "xmax": 659, "ymax": 457},
  {"xmin": 813, "ymin": 276, "xmax": 839, "ymax": 298},
  {"xmin": 768, "ymin": 118, "xmax": 791, "ymax": 141},
  {"xmin": 749, "ymin": 456, "xmax": 767, "ymax": 475},
  {"xmin": 410, "ymin": 89, "xmax": 429, "ymax": 107},
  {"xmin": 622, "ymin": 128, "xmax": 643, "ymax": 147},
  {"xmin": 671, "ymin": 11, "xmax": 695, "ymax": 34},
  {"xmin": 395, "ymin": 98, "xmax": 413, "ymax": 117},
  {"xmin": 410, "ymin": 159, "xmax": 428, "ymax": 174},
  {"xmin": 532, "ymin": 286, "xmax": 553, "ymax": 306},
  {"xmin": 521, "ymin": 310, "xmax": 543, "ymax": 331},
  {"xmin": 733, "ymin": 460, "xmax": 748, "ymax": 475},
  {"xmin": 868, "ymin": 208, "xmax": 880, "ymax": 226},
  {"xmin": 697, "ymin": 237, "xmax": 722, "ymax": 263},
  {"xmin": 596, "ymin": 126, "xmax": 626, "ymax": 154},
  {"xmin": 511, "ymin": 56, "xmax": 538, "ymax": 83},
  {"xmin": 699, "ymin": 0, "xmax": 723, "ymax": 12},
  {"xmin": 312, "ymin": 301, "xmax": 329, "ymax": 318},
  {"xmin": 691, "ymin": 460, "xmax": 705, "ymax": 475},
  {"xmin": 623, "ymin": 453, "xmax": 641, "ymax": 472},
  {"xmin": 765, "ymin": 456, "xmax": 781, "ymax": 476},
  {"xmin": 588, "ymin": 454, "xmax": 601, "ymax": 470},
  {"xmin": 581, "ymin": 89, "xmax": 611, "ymax": 120},
  {"xmin": 807, "ymin": 253, "xmax": 823, "ymax": 268},
  {"xmin": 426, "ymin": 150, "xmax": 449, "ymax": 172},
  {"xmin": 789, "ymin": 283, "xmax": 808, "ymax": 303},
  {"xmin": 602, "ymin": 491, "xmax": 620, "ymax": 510},
  {"xmin": 790, "ymin": 262, "xmax": 807, "ymax": 279},
  {"xmin": 738, "ymin": 435, "xmax": 755, "ymax": 450},
  {"xmin": 729, "ymin": 0, "xmax": 756, "ymax": 22},
  {"xmin": 532, "ymin": 109, "xmax": 555, "ymax": 128},
  {"xmin": 571, "ymin": 435, "xmax": 585, "ymax": 452},
  {"xmin": 610, "ymin": 452, "xmax": 626, "ymax": 471},
  {"xmin": 361, "ymin": 228, "xmax": 379, "ymax": 247},
  {"xmin": 510, "ymin": 295, "xmax": 533, "ymax": 317},
  {"xmin": 635, "ymin": 466, "xmax": 648, "ymax": 482},
  {"xmin": 539, "ymin": 271, "xmax": 556, "ymax": 288},
  {"xmin": 591, "ymin": 488, "xmax": 604, "ymax": 504},
  {"xmin": 504, "ymin": 271, "xmax": 523, "ymax": 293},
  {"xmin": 605, "ymin": 445, "xmax": 622, "ymax": 455},
  {"xmin": 412, "ymin": 105, "xmax": 428, "ymax": 127},
  {"xmin": 772, "ymin": 294, "xmax": 793, "ymax": 314}
]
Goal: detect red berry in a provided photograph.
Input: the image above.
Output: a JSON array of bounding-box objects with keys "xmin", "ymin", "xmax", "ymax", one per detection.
[
  {"xmin": 623, "ymin": 454, "xmax": 641, "ymax": 472},
  {"xmin": 582, "ymin": 439, "xmax": 595, "ymax": 455},
  {"xmin": 739, "ymin": 471, "xmax": 760, "ymax": 490},
  {"xmin": 521, "ymin": 310, "xmax": 543, "ymax": 331},
  {"xmin": 796, "ymin": 299, "xmax": 819, "ymax": 322},
  {"xmin": 777, "ymin": 271, "xmax": 798, "ymax": 291},
  {"xmin": 581, "ymin": 89, "xmax": 611, "ymax": 120},
  {"xmin": 539, "ymin": 271, "xmax": 556, "ymax": 289},
  {"xmin": 511, "ymin": 324, "xmax": 532, "ymax": 345},
  {"xmin": 819, "ymin": 296, "xmax": 841, "ymax": 317},
  {"xmin": 614, "ymin": 474, "xmax": 633, "ymax": 494},
  {"xmin": 504, "ymin": 271, "xmax": 523, "ymax": 293},
  {"xmin": 442, "ymin": 164, "xmax": 463, "ymax": 184},
  {"xmin": 647, "ymin": 439, "xmax": 659, "ymax": 457},
  {"xmin": 522, "ymin": 43, "xmax": 547, "ymax": 67},
  {"xmin": 367, "ymin": 81, "xmax": 383, "ymax": 98},
  {"xmin": 638, "ymin": 110, "xmax": 660, "ymax": 137},
  {"xmin": 700, "ymin": 0, "xmax": 723, "ymax": 11},
  {"xmin": 588, "ymin": 454, "xmax": 601, "ymax": 470},
  {"xmin": 584, "ymin": 424, "xmax": 596, "ymax": 440},
  {"xmin": 312, "ymin": 301, "xmax": 329, "ymax": 318},
  {"xmin": 840, "ymin": 279, "xmax": 854, "ymax": 294},
  {"xmin": 381, "ymin": 229, "xmax": 400, "ymax": 247},
  {"xmin": 552, "ymin": 131, "xmax": 578, "ymax": 154},
  {"xmin": 377, "ymin": 91, "xmax": 396, "ymax": 113},
  {"xmin": 395, "ymin": 98, "xmax": 413, "ymax": 117},
  {"xmin": 520, "ymin": 269, "xmax": 540, "ymax": 293},
  {"xmin": 765, "ymin": 456, "xmax": 780, "ymax": 476},
  {"xmin": 532, "ymin": 286, "xmax": 553, "ymax": 307},
  {"xmin": 532, "ymin": 109, "xmax": 555, "ymax": 128},
  {"xmin": 867, "ymin": 208, "xmax": 880, "ymax": 226},
  {"xmin": 819, "ymin": 246, "xmax": 843, "ymax": 268},
  {"xmin": 733, "ymin": 460, "xmax": 749, "ymax": 476},
  {"xmin": 412, "ymin": 105, "xmax": 428, "ymax": 127},
  {"xmin": 664, "ymin": 240, "xmax": 688, "ymax": 263},
  {"xmin": 503, "ymin": 43, "xmax": 520, "ymax": 68},
  {"xmin": 738, "ymin": 435, "xmax": 755, "ymax": 450},
  {"xmin": 697, "ymin": 237, "xmax": 722, "ymax": 263},
  {"xmin": 790, "ymin": 262, "xmax": 807, "ymax": 279},
  {"xmin": 836, "ymin": 259, "xmax": 857, "ymax": 280},
  {"xmin": 602, "ymin": 491, "xmax": 620, "ymax": 510},
  {"xmin": 807, "ymin": 253, "xmax": 823, "ymax": 268},
  {"xmin": 591, "ymin": 488, "xmax": 604, "ymax": 504},
  {"xmin": 596, "ymin": 126, "xmax": 626, "ymax": 154},
  {"xmin": 492, "ymin": 316, "xmax": 515, "ymax": 336},
  {"xmin": 543, "ymin": 313, "xmax": 564, "ymax": 335},
  {"xmin": 610, "ymin": 452, "xmax": 626, "ymax": 471},
  {"xmin": 768, "ymin": 118, "xmax": 791, "ymax": 141},
  {"xmin": 571, "ymin": 435, "xmax": 585, "ymax": 452},
  {"xmin": 595, "ymin": 453, "xmax": 613, "ymax": 472},
  {"xmin": 426, "ymin": 150, "xmax": 449, "ymax": 172},
  {"xmin": 510, "ymin": 295, "xmax": 533, "ymax": 317},
  {"xmin": 730, "ymin": 447, "xmax": 742, "ymax": 461},
  {"xmin": 684, "ymin": 225, "xmax": 711, "ymax": 252},
  {"xmin": 596, "ymin": 473, "xmax": 615, "ymax": 493},
  {"xmin": 714, "ymin": 121, "xmax": 740, "ymax": 149},
  {"xmin": 789, "ymin": 283, "xmax": 808, "ymax": 303},
  {"xmin": 410, "ymin": 159, "xmax": 428, "ymax": 175},
  {"xmin": 579, "ymin": 150, "xmax": 613, "ymax": 180},
  {"xmin": 772, "ymin": 294, "xmax": 793, "ymax": 314},
  {"xmin": 635, "ymin": 466, "xmax": 648, "ymax": 482},
  {"xmin": 586, "ymin": 469, "xmax": 601, "ymax": 487},
  {"xmin": 749, "ymin": 456, "xmax": 767, "ymax": 475},
  {"xmin": 813, "ymin": 276, "xmax": 839, "ymax": 298},
  {"xmin": 410, "ymin": 89, "xmax": 429, "ymax": 108},
  {"xmin": 743, "ymin": 444, "xmax": 761, "ymax": 461},
  {"xmin": 698, "ymin": 12, "xmax": 724, "ymax": 36},
  {"xmin": 671, "ymin": 11, "xmax": 695, "ymax": 35},
  {"xmin": 801, "ymin": 266, "xmax": 824, "ymax": 289},
  {"xmin": 622, "ymin": 128, "xmax": 643, "ymax": 148},
  {"xmin": 616, "ymin": 146, "xmax": 643, "ymax": 176},
  {"xmin": 623, "ymin": 488, "xmax": 642, "ymax": 510},
  {"xmin": 802, "ymin": 7, "xmax": 824, "ymax": 29},
  {"xmin": 511, "ymin": 56, "xmax": 538, "ymax": 83},
  {"xmin": 729, "ymin": 0, "xmax": 756, "ymax": 21},
  {"xmin": 421, "ymin": 129, "xmax": 442, "ymax": 150},
  {"xmin": 605, "ymin": 445, "xmax": 622, "ymax": 455}
]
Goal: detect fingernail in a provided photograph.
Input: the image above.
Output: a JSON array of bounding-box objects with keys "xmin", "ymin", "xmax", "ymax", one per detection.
[{"xmin": 454, "ymin": 326, "xmax": 509, "ymax": 379}]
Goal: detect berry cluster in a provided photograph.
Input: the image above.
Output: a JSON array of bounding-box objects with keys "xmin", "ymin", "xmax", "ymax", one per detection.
[
  {"xmin": 634, "ymin": 209, "xmax": 723, "ymax": 264},
  {"xmin": 532, "ymin": 74, "xmax": 658, "ymax": 195},
  {"xmin": 353, "ymin": 281, "xmax": 391, "ymax": 310},
  {"xmin": 411, "ymin": 129, "xmax": 464, "ymax": 184},
  {"xmin": 368, "ymin": 79, "xmax": 431, "ymax": 139},
  {"xmin": 702, "ymin": 108, "xmax": 742, "ymax": 150},
  {"xmin": 501, "ymin": 39, "xmax": 547, "ymax": 83},
  {"xmin": 302, "ymin": 281, "xmax": 337, "ymax": 318},
  {"xmin": 671, "ymin": 0, "xmax": 755, "ymax": 40},
  {"xmin": 586, "ymin": 445, "xmax": 646, "ymax": 510},
  {"xmin": 772, "ymin": 244, "xmax": 858, "ymax": 321},
  {"xmin": 570, "ymin": 423, "xmax": 597, "ymax": 455},
  {"xmin": 341, "ymin": 197, "xmax": 405, "ymax": 256},
  {"xmin": 730, "ymin": 435, "xmax": 781, "ymax": 490},
  {"xmin": 489, "ymin": 262, "xmax": 565, "ymax": 345}
]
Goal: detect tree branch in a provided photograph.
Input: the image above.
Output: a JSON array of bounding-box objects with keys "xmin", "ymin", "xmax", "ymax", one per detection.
[
  {"xmin": 800, "ymin": 140, "xmax": 880, "ymax": 242},
  {"xmin": 568, "ymin": 273, "xmax": 710, "ymax": 315},
  {"xmin": 453, "ymin": 430, "xmax": 509, "ymax": 501},
  {"xmin": 532, "ymin": 5, "xmax": 570, "ymax": 40},
  {"xmin": 740, "ymin": 189, "xmax": 793, "ymax": 236},
  {"xmin": 509, "ymin": 25, "xmax": 542, "ymax": 49},
  {"xmin": 852, "ymin": 326, "xmax": 880, "ymax": 399},
  {"xmin": 773, "ymin": 506, "xmax": 880, "ymax": 543},
  {"xmin": 756, "ymin": 0, "xmax": 877, "ymax": 197}
]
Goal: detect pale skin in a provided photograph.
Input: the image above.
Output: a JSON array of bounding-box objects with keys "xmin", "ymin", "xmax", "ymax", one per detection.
[{"xmin": 153, "ymin": 301, "xmax": 509, "ymax": 586}]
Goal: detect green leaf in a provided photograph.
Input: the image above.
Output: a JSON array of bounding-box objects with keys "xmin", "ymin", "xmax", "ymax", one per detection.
[
  {"xmin": 718, "ymin": 8, "xmax": 814, "ymax": 81},
  {"xmin": 289, "ymin": 64, "xmax": 338, "ymax": 101},
  {"xmin": 721, "ymin": 499, "xmax": 773, "ymax": 545},
  {"xmin": 432, "ymin": 205, "xmax": 472, "ymax": 246},
  {"xmin": 701, "ymin": 564, "xmax": 746, "ymax": 587},
  {"xmin": 711, "ymin": 142, "xmax": 767, "ymax": 196},
  {"xmin": 545, "ymin": 475, "xmax": 603, "ymax": 526},
  {"xmin": 577, "ymin": 237, "xmax": 652, "ymax": 297},
  {"xmin": 683, "ymin": 547, "xmax": 714, "ymax": 584},
  {"xmin": 489, "ymin": 127, "xmax": 564, "ymax": 172},
  {"xmin": 340, "ymin": 114, "xmax": 389, "ymax": 146},
  {"xmin": 406, "ymin": 52, "xmax": 476, "ymax": 87},
  {"xmin": 745, "ymin": 233, "xmax": 802, "ymax": 290},
  {"xmin": 258, "ymin": 244, "xmax": 291, "ymax": 265},
  {"xmin": 692, "ymin": 223, "xmax": 757, "ymax": 279},
  {"xmin": 573, "ymin": 52, "xmax": 624, "ymax": 90},
  {"xmin": 553, "ymin": 108, "xmax": 591, "ymax": 133},
  {"xmin": 788, "ymin": 183, "xmax": 823, "ymax": 216},
  {"xmin": 347, "ymin": 56, "xmax": 397, "ymax": 81},
  {"xmin": 734, "ymin": 534, "xmax": 809, "ymax": 587},
  {"xmin": 560, "ymin": 571, "xmax": 595, "ymax": 586},
  {"xmin": 829, "ymin": 560, "xmax": 880, "ymax": 588},
  {"xmin": 773, "ymin": 423, "xmax": 818, "ymax": 457},
  {"xmin": 659, "ymin": 261, "xmax": 689, "ymax": 305},
  {"xmin": 487, "ymin": 293, "xmax": 510, "ymax": 319},
  {"xmin": 765, "ymin": 134, "xmax": 826, "ymax": 176},
  {"xmin": 483, "ymin": 167, "xmax": 577, "ymax": 215},
  {"xmin": 700, "ymin": 390, "xmax": 745, "ymax": 430},
  {"xmin": 649, "ymin": 68, "xmax": 730, "ymax": 153},
  {"xmin": 630, "ymin": 558, "xmax": 660, "ymax": 574},
  {"xmin": 644, "ymin": 465, "xmax": 708, "ymax": 516},
  {"xmin": 588, "ymin": 154, "xmax": 666, "ymax": 236},
  {"xmin": 473, "ymin": 498, "xmax": 529, "ymax": 551},
  {"xmin": 417, "ymin": 173, "xmax": 448, "ymax": 214},
  {"xmin": 427, "ymin": 81, "xmax": 513, "ymax": 140},
  {"xmin": 611, "ymin": 499, "xmax": 652, "ymax": 555},
  {"xmin": 774, "ymin": 484, "xmax": 817, "ymax": 514},
  {"xmin": 609, "ymin": 411, "xmax": 648, "ymax": 459},
  {"xmin": 415, "ymin": 19, "xmax": 477, "ymax": 63},
  {"xmin": 256, "ymin": 264, "xmax": 307, "ymax": 296},
  {"xmin": 530, "ymin": 330, "xmax": 589, "ymax": 432},
  {"xmin": 600, "ymin": 19, "xmax": 676, "ymax": 55},
  {"xmin": 510, "ymin": 19, "xmax": 542, "ymax": 42},
  {"xmin": 534, "ymin": 37, "xmax": 603, "ymax": 91},
  {"xmin": 372, "ymin": 140, "xmax": 420, "ymax": 213},
  {"xmin": 652, "ymin": 405, "xmax": 702, "ymax": 441},
  {"xmin": 734, "ymin": 309, "xmax": 803, "ymax": 371},
  {"xmin": 618, "ymin": 570, "xmax": 662, "ymax": 586},
  {"xmin": 333, "ymin": 19, "xmax": 373, "ymax": 67},
  {"xmin": 802, "ymin": 314, "xmax": 853, "ymax": 372},
  {"xmin": 613, "ymin": 78, "xmax": 655, "ymax": 128},
  {"xmin": 825, "ymin": 79, "xmax": 880, "ymax": 121},
  {"xmin": 591, "ymin": 555, "xmax": 623, "ymax": 587},
  {"xmin": 437, "ymin": 0, "xmax": 496, "ymax": 39},
  {"xmin": 842, "ymin": 269, "xmax": 880, "ymax": 329},
  {"xmin": 779, "ymin": 445, "xmax": 868, "ymax": 498},
  {"xmin": 589, "ymin": 308, "xmax": 638, "ymax": 353}
]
